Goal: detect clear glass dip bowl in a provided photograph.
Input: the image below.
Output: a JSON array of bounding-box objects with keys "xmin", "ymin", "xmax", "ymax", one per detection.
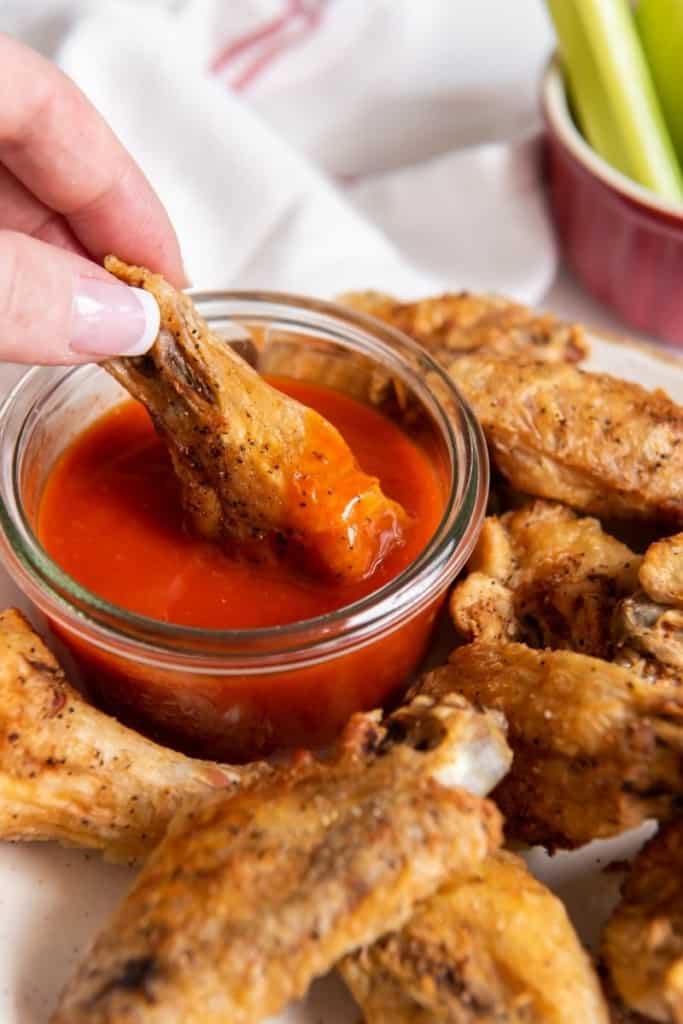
[{"xmin": 0, "ymin": 293, "xmax": 488, "ymax": 762}]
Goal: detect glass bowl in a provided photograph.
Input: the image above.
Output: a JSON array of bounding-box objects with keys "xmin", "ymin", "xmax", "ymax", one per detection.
[{"xmin": 0, "ymin": 292, "xmax": 488, "ymax": 762}]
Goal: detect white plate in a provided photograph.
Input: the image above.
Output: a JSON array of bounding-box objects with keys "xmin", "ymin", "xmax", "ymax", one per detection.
[{"xmin": 0, "ymin": 329, "xmax": 681, "ymax": 1023}]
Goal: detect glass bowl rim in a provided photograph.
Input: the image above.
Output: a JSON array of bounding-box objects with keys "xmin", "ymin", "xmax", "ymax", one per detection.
[{"xmin": 0, "ymin": 289, "xmax": 488, "ymax": 666}]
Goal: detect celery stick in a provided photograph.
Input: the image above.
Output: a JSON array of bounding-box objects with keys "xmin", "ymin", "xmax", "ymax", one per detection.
[
  {"xmin": 546, "ymin": 0, "xmax": 683, "ymax": 202},
  {"xmin": 547, "ymin": 0, "xmax": 633, "ymax": 175},
  {"xmin": 637, "ymin": 0, "xmax": 683, "ymax": 168}
]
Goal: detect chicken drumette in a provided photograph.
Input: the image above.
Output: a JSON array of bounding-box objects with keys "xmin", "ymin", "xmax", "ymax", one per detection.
[{"xmin": 0, "ymin": 609, "xmax": 263, "ymax": 862}]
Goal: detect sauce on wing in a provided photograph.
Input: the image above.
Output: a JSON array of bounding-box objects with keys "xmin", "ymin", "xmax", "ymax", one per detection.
[{"xmin": 38, "ymin": 378, "xmax": 444, "ymax": 629}]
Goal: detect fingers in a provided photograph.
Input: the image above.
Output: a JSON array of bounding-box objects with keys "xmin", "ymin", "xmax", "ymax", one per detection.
[
  {"xmin": 0, "ymin": 163, "xmax": 85, "ymax": 255},
  {"xmin": 0, "ymin": 33, "xmax": 185, "ymax": 286},
  {"xmin": 0, "ymin": 231, "xmax": 160, "ymax": 364}
]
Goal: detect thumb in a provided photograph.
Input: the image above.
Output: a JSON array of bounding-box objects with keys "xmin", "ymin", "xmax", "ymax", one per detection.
[{"xmin": 0, "ymin": 230, "xmax": 160, "ymax": 365}]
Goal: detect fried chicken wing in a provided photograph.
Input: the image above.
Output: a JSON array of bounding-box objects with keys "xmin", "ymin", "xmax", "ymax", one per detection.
[
  {"xmin": 639, "ymin": 533, "xmax": 683, "ymax": 607},
  {"xmin": 603, "ymin": 821, "xmax": 683, "ymax": 1022},
  {"xmin": 341, "ymin": 850, "xmax": 608, "ymax": 1023},
  {"xmin": 415, "ymin": 643, "xmax": 683, "ymax": 848},
  {"xmin": 0, "ymin": 609, "xmax": 270, "ymax": 862},
  {"xmin": 340, "ymin": 291, "xmax": 589, "ymax": 364},
  {"xmin": 104, "ymin": 257, "xmax": 406, "ymax": 581},
  {"xmin": 608, "ymin": 531, "xmax": 683, "ymax": 687},
  {"xmin": 52, "ymin": 694, "xmax": 510, "ymax": 1024},
  {"xmin": 450, "ymin": 501, "xmax": 640, "ymax": 655},
  {"xmin": 448, "ymin": 357, "xmax": 683, "ymax": 527}
]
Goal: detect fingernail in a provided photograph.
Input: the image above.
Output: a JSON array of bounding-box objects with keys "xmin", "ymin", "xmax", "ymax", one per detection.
[{"xmin": 70, "ymin": 279, "xmax": 160, "ymax": 356}]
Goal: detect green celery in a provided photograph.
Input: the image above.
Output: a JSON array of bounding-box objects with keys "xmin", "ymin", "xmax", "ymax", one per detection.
[
  {"xmin": 546, "ymin": 0, "xmax": 683, "ymax": 202},
  {"xmin": 637, "ymin": 0, "xmax": 683, "ymax": 169}
]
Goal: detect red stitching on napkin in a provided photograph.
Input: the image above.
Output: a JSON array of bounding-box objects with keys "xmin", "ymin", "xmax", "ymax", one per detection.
[{"xmin": 211, "ymin": 0, "xmax": 325, "ymax": 90}]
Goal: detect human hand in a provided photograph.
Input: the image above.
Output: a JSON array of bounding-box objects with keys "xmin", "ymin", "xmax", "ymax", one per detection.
[{"xmin": 0, "ymin": 33, "xmax": 185, "ymax": 364}]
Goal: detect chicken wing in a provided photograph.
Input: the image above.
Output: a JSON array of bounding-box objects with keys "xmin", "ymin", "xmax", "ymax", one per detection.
[
  {"xmin": 603, "ymin": 821, "xmax": 683, "ymax": 1022},
  {"xmin": 414, "ymin": 643, "xmax": 683, "ymax": 848},
  {"xmin": 341, "ymin": 850, "xmax": 608, "ymax": 1023},
  {"xmin": 339, "ymin": 291, "xmax": 589, "ymax": 364},
  {"xmin": 0, "ymin": 608, "xmax": 270, "ymax": 862},
  {"xmin": 450, "ymin": 500, "xmax": 640, "ymax": 655},
  {"xmin": 51, "ymin": 693, "xmax": 510, "ymax": 1024},
  {"xmin": 639, "ymin": 533, "xmax": 683, "ymax": 606},
  {"xmin": 447, "ymin": 356, "xmax": 683, "ymax": 527},
  {"xmin": 342, "ymin": 292, "xmax": 683, "ymax": 525},
  {"xmin": 104, "ymin": 257, "xmax": 406, "ymax": 581}
]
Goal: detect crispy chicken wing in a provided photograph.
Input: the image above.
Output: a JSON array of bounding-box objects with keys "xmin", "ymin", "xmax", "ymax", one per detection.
[
  {"xmin": 449, "ymin": 501, "xmax": 683, "ymax": 695},
  {"xmin": 104, "ymin": 257, "xmax": 406, "ymax": 581},
  {"xmin": 639, "ymin": 533, "xmax": 683, "ymax": 606},
  {"xmin": 603, "ymin": 821, "xmax": 683, "ymax": 1022},
  {"xmin": 448, "ymin": 357, "xmax": 683, "ymax": 527},
  {"xmin": 414, "ymin": 643, "xmax": 683, "ymax": 848},
  {"xmin": 342, "ymin": 292, "xmax": 683, "ymax": 525},
  {"xmin": 341, "ymin": 850, "xmax": 608, "ymax": 1023},
  {"xmin": 340, "ymin": 291, "xmax": 589, "ymax": 364},
  {"xmin": 52, "ymin": 694, "xmax": 510, "ymax": 1024},
  {"xmin": 450, "ymin": 501, "xmax": 640, "ymax": 655},
  {"xmin": 0, "ymin": 609, "xmax": 270, "ymax": 862}
]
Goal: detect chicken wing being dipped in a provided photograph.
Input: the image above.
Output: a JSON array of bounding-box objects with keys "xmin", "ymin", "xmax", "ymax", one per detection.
[
  {"xmin": 339, "ymin": 291, "xmax": 589, "ymax": 364},
  {"xmin": 52, "ymin": 694, "xmax": 510, "ymax": 1024},
  {"xmin": 414, "ymin": 643, "xmax": 683, "ymax": 849},
  {"xmin": 603, "ymin": 821, "xmax": 683, "ymax": 1022},
  {"xmin": 0, "ymin": 608, "xmax": 271, "ymax": 862},
  {"xmin": 450, "ymin": 500, "xmax": 640, "ymax": 654},
  {"xmin": 341, "ymin": 850, "xmax": 608, "ymax": 1023},
  {"xmin": 104, "ymin": 257, "xmax": 406, "ymax": 581}
]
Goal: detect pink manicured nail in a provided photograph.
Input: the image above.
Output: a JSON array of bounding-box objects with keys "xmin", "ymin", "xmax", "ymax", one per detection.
[{"xmin": 69, "ymin": 279, "xmax": 160, "ymax": 356}]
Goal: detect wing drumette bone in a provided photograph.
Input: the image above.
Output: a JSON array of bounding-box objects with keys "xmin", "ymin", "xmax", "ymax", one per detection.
[
  {"xmin": 104, "ymin": 257, "xmax": 406, "ymax": 581},
  {"xmin": 51, "ymin": 694, "xmax": 510, "ymax": 1024}
]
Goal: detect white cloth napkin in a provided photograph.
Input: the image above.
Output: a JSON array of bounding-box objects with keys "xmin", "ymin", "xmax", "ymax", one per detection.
[{"xmin": 4, "ymin": 0, "xmax": 557, "ymax": 304}]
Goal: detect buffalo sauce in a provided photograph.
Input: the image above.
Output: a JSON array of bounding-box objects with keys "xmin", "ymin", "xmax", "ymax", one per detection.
[
  {"xmin": 39, "ymin": 378, "xmax": 443, "ymax": 627},
  {"xmin": 37, "ymin": 377, "xmax": 448, "ymax": 760}
]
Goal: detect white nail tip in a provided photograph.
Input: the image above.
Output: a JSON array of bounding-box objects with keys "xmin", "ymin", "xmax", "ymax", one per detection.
[{"xmin": 123, "ymin": 288, "xmax": 160, "ymax": 356}]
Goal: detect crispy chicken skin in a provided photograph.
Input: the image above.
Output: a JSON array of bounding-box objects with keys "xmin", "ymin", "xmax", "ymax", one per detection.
[
  {"xmin": 104, "ymin": 257, "xmax": 406, "ymax": 581},
  {"xmin": 603, "ymin": 821, "xmax": 683, "ymax": 1022},
  {"xmin": 448, "ymin": 357, "xmax": 683, "ymax": 527},
  {"xmin": 0, "ymin": 609, "xmax": 270, "ymax": 862},
  {"xmin": 341, "ymin": 850, "xmax": 608, "ymax": 1023},
  {"xmin": 414, "ymin": 643, "xmax": 683, "ymax": 849},
  {"xmin": 339, "ymin": 291, "xmax": 589, "ymax": 364},
  {"xmin": 449, "ymin": 501, "xmax": 683, "ymax": 691},
  {"xmin": 639, "ymin": 533, "xmax": 683, "ymax": 606},
  {"xmin": 342, "ymin": 293, "xmax": 683, "ymax": 526},
  {"xmin": 52, "ymin": 694, "xmax": 510, "ymax": 1024},
  {"xmin": 450, "ymin": 501, "xmax": 640, "ymax": 654}
]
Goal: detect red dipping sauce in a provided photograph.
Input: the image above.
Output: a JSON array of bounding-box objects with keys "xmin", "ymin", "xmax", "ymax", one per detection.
[{"xmin": 38, "ymin": 378, "xmax": 447, "ymax": 760}]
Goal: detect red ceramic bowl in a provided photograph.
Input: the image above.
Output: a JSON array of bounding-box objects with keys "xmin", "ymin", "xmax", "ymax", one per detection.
[{"xmin": 542, "ymin": 56, "xmax": 683, "ymax": 346}]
